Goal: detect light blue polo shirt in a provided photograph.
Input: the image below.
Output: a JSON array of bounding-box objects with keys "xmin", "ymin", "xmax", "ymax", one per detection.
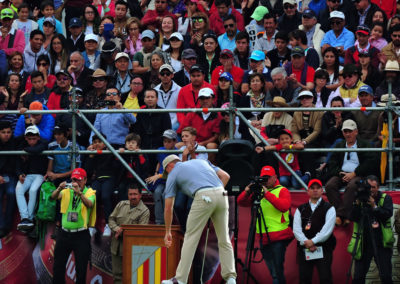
[
  {"xmin": 320, "ymin": 27, "xmax": 355, "ymax": 64},
  {"xmin": 218, "ymin": 31, "xmax": 240, "ymax": 51}
]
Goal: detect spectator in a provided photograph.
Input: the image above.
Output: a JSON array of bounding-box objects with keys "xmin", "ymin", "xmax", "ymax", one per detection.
[
  {"xmin": 94, "ymin": 0, "xmax": 116, "ymax": 17},
  {"xmin": 218, "ymin": 15, "xmax": 239, "ymax": 51},
  {"xmin": 346, "ymin": 0, "xmax": 380, "ymax": 32},
  {"xmin": 371, "ymin": 0, "xmax": 396, "ymax": 19},
  {"xmin": 375, "ymin": 60, "xmax": 400, "ymax": 101},
  {"xmin": 173, "ymin": 48, "xmax": 198, "ymax": 87},
  {"xmin": 66, "ymin": 17, "xmax": 85, "ymax": 52},
  {"xmin": 42, "ymin": 17, "xmax": 56, "ymax": 51},
  {"xmin": 25, "ymin": 54, "xmax": 57, "ymax": 93},
  {"xmin": 215, "ymin": 72, "xmax": 241, "ymax": 107},
  {"xmin": 293, "ymin": 179, "xmax": 336, "ymax": 284},
  {"xmin": 15, "ymin": 125, "xmax": 48, "ymax": 232},
  {"xmin": 311, "ymin": 69, "xmax": 331, "ymax": 108},
  {"xmin": 142, "ymin": 0, "xmax": 177, "ymax": 31},
  {"xmin": 47, "ymin": 70, "xmax": 73, "ymax": 114},
  {"xmin": 233, "ymin": 31, "xmax": 251, "ymax": 71},
  {"xmin": 185, "ymin": 11, "xmax": 210, "ymax": 50},
  {"xmin": 21, "ymin": 71, "xmax": 51, "ymax": 108},
  {"xmin": 37, "ymin": 1, "xmax": 63, "ymax": 34},
  {"xmin": 299, "ymin": 8, "xmax": 325, "ymax": 62},
  {"xmin": 2, "ymin": 73, "xmax": 25, "ymax": 111},
  {"xmin": 241, "ymin": 50, "xmax": 272, "ymax": 94},
  {"xmin": 11, "ymin": 3, "xmax": 38, "ymax": 44},
  {"xmin": 319, "ymin": 47, "xmax": 343, "ymax": 91},
  {"xmin": 358, "ymin": 50, "xmax": 383, "ymax": 91},
  {"xmin": 0, "ymin": 8, "xmax": 25, "ymax": 56},
  {"xmin": 325, "ymin": 119, "xmax": 376, "ymax": 226},
  {"xmin": 246, "ymin": 6, "xmax": 269, "ymax": 34},
  {"xmin": 267, "ymin": 31, "xmax": 291, "ymax": 70},
  {"xmin": 109, "ymin": 186, "xmax": 150, "ymax": 284},
  {"xmin": 211, "ymin": 49, "xmax": 244, "ymax": 91},
  {"xmin": 288, "ymin": 29, "xmax": 320, "ymax": 69},
  {"xmin": 0, "ymin": 121, "xmax": 17, "ymax": 238},
  {"xmin": 85, "ymin": 69, "xmax": 109, "ymax": 109},
  {"xmin": 113, "ymin": 0, "xmax": 129, "ymax": 39},
  {"xmin": 124, "ymin": 17, "xmax": 142, "ymax": 59},
  {"xmin": 209, "ymin": 0, "xmax": 244, "ymax": 36},
  {"xmin": 285, "ymin": 46, "xmax": 316, "ymax": 90},
  {"xmin": 94, "ymin": 41, "xmax": 119, "ymax": 75},
  {"xmin": 142, "ymin": 51, "xmax": 166, "ymax": 89},
  {"xmin": 176, "ymin": 64, "xmax": 215, "ymax": 124},
  {"xmin": 320, "ymin": 11, "xmax": 355, "ymax": 64},
  {"xmin": 98, "ymin": 16, "xmax": 123, "ymax": 51},
  {"xmin": 278, "ymin": 0, "xmax": 302, "ymax": 34},
  {"xmin": 368, "ymin": 22, "xmax": 388, "ymax": 51},
  {"xmin": 269, "ymin": 67, "xmax": 298, "ymax": 106},
  {"xmin": 121, "ymin": 76, "xmax": 145, "ymax": 114},
  {"xmin": 23, "ymin": 30, "xmax": 48, "ymax": 74},
  {"xmin": 82, "ymin": 4, "xmax": 101, "ymax": 35},
  {"xmin": 197, "ymin": 33, "xmax": 221, "ymax": 83},
  {"xmin": 154, "ymin": 64, "xmax": 181, "ymax": 129},
  {"xmin": 7, "ymin": 51, "xmax": 29, "ymax": 87},
  {"xmin": 49, "ymin": 34, "xmax": 69, "ymax": 75},
  {"xmin": 67, "ymin": 51, "xmax": 95, "ymax": 93},
  {"xmin": 376, "ymin": 94, "xmax": 400, "ymax": 148},
  {"xmin": 50, "ymin": 168, "xmax": 96, "ymax": 283},
  {"xmin": 239, "ymin": 73, "xmax": 268, "ymax": 122},
  {"xmin": 165, "ymin": 32, "xmax": 184, "ymax": 73},
  {"xmin": 328, "ymin": 64, "xmax": 365, "ymax": 107},
  {"xmin": 15, "ymin": 101, "xmax": 55, "ymax": 141},
  {"xmin": 132, "ymin": 30, "xmax": 163, "ymax": 75},
  {"xmin": 82, "ymin": 34, "xmax": 100, "ymax": 70},
  {"xmin": 344, "ymin": 25, "xmax": 380, "ymax": 69},
  {"xmin": 157, "ymin": 15, "xmax": 177, "ymax": 51},
  {"xmin": 254, "ymin": 13, "xmax": 279, "ymax": 54},
  {"xmin": 112, "ymin": 52, "xmax": 134, "ymax": 95},
  {"xmin": 381, "ymin": 24, "xmax": 400, "ymax": 66},
  {"xmin": 92, "ymin": 88, "xmax": 136, "ymax": 148}
]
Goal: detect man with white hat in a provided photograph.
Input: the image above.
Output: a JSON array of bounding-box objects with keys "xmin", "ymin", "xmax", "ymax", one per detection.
[
  {"xmin": 82, "ymin": 33, "xmax": 100, "ymax": 70},
  {"xmin": 277, "ymin": 0, "xmax": 302, "ymax": 34},
  {"xmin": 320, "ymin": 11, "xmax": 355, "ymax": 64},
  {"xmin": 161, "ymin": 155, "xmax": 236, "ymax": 284},
  {"xmin": 325, "ymin": 119, "xmax": 376, "ymax": 226},
  {"xmin": 113, "ymin": 52, "xmax": 133, "ymax": 95}
]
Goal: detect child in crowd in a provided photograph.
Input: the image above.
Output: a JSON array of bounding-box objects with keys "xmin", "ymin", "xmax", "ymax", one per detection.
[
  {"xmin": 369, "ymin": 22, "xmax": 388, "ymax": 51},
  {"xmin": 146, "ymin": 129, "xmax": 178, "ymax": 225},
  {"xmin": 256, "ymin": 129, "xmax": 310, "ymax": 189},
  {"xmin": 37, "ymin": 1, "xmax": 63, "ymax": 34},
  {"xmin": 118, "ymin": 133, "xmax": 149, "ymax": 201},
  {"xmin": 85, "ymin": 134, "xmax": 118, "ymax": 237},
  {"xmin": 12, "ymin": 3, "xmax": 38, "ymax": 43},
  {"xmin": 179, "ymin": 126, "xmax": 208, "ymax": 161},
  {"xmin": 15, "ymin": 125, "xmax": 48, "ymax": 232}
]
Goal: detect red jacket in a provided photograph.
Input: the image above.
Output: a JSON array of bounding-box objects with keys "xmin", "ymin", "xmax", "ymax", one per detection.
[
  {"xmin": 141, "ymin": 10, "xmax": 178, "ymax": 31},
  {"xmin": 178, "ymin": 112, "xmax": 221, "ymax": 142},
  {"xmin": 0, "ymin": 29, "xmax": 25, "ymax": 56},
  {"xmin": 208, "ymin": 8, "xmax": 245, "ymax": 36},
  {"xmin": 211, "ymin": 65, "xmax": 244, "ymax": 87},
  {"xmin": 176, "ymin": 81, "xmax": 216, "ymax": 124}
]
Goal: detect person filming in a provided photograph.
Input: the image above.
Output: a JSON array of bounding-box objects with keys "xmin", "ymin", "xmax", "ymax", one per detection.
[{"xmin": 347, "ymin": 175, "xmax": 394, "ymax": 284}]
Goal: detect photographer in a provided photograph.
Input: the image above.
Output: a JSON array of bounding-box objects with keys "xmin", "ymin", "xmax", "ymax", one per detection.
[
  {"xmin": 237, "ymin": 166, "xmax": 293, "ymax": 284},
  {"xmin": 347, "ymin": 175, "xmax": 394, "ymax": 284}
]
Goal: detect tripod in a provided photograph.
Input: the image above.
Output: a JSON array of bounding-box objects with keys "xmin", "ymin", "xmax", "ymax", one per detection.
[{"xmin": 346, "ymin": 205, "xmax": 384, "ymax": 284}]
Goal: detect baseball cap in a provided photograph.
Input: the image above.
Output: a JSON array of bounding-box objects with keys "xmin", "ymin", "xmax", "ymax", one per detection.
[
  {"xmin": 260, "ymin": 165, "xmax": 276, "ymax": 177},
  {"xmin": 142, "ymin": 29, "xmax": 155, "ymax": 40},
  {"xmin": 291, "ymin": 46, "xmax": 305, "ymax": 57},
  {"xmin": 342, "ymin": 119, "xmax": 358, "ymax": 131},
  {"xmin": 198, "ymin": 87, "xmax": 214, "ymax": 98},
  {"xmin": 356, "ymin": 24, "xmax": 370, "ymax": 35},
  {"xmin": 69, "ymin": 17, "xmax": 82, "ymax": 28},
  {"xmin": 69, "ymin": 87, "xmax": 83, "ymax": 96},
  {"xmin": 330, "ymin": 11, "xmax": 345, "ymax": 20},
  {"xmin": 219, "ymin": 72, "xmax": 233, "ymax": 82},
  {"xmin": 56, "ymin": 69, "xmax": 72, "ymax": 78},
  {"xmin": 162, "ymin": 154, "xmax": 181, "ymax": 177},
  {"xmin": 71, "ymin": 168, "xmax": 87, "ymax": 181},
  {"xmin": 249, "ymin": 50, "xmax": 266, "ymax": 61},
  {"xmin": 0, "ymin": 8, "xmax": 14, "ymax": 20},
  {"xmin": 160, "ymin": 64, "xmax": 174, "ymax": 73},
  {"xmin": 115, "ymin": 52, "xmax": 130, "ymax": 62},
  {"xmin": 25, "ymin": 125, "xmax": 40, "ymax": 136},
  {"xmin": 162, "ymin": 129, "xmax": 177, "ymax": 140},
  {"xmin": 251, "ymin": 6, "xmax": 269, "ymax": 21},
  {"xmin": 220, "ymin": 49, "xmax": 234, "ymax": 58},
  {"xmin": 182, "ymin": 48, "xmax": 197, "ymax": 59},
  {"xmin": 297, "ymin": 90, "xmax": 314, "ymax": 99},
  {"xmin": 84, "ymin": 33, "xmax": 98, "ymax": 42},
  {"xmin": 102, "ymin": 41, "xmax": 116, "ymax": 53},
  {"xmin": 302, "ymin": 9, "xmax": 316, "ymax": 19},
  {"xmin": 29, "ymin": 101, "xmax": 43, "ymax": 110},
  {"xmin": 190, "ymin": 64, "xmax": 204, "ymax": 73},
  {"xmin": 278, "ymin": 129, "xmax": 292, "ymax": 138},
  {"xmin": 170, "ymin": 32, "xmax": 184, "ymax": 41},
  {"xmin": 43, "ymin": 17, "xmax": 56, "ymax": 26},
  {"xmin": 53, "ymin": 125, "xmax": 68, "ymax": 135},
  {"xmin": 358, "ymin": 84, "xmax": 373, "ymax": 95},
  {"xmin": 308, "ymin": 179, "xmax": 322, "ymax": 188}
]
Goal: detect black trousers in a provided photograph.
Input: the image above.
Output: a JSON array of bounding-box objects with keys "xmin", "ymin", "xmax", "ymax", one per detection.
[
  {"xmin": 297, "ymin": 246, "xmax": 333, "ymax": 284},
  {"xmin": 53, "ymin": 229, "xmax": 91, "ymax": 284}
]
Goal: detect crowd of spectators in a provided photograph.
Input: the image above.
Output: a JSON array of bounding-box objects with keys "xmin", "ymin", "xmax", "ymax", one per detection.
[{"xmin": 0, "ymin": 0, "xmax": 398, "ymax": 251}]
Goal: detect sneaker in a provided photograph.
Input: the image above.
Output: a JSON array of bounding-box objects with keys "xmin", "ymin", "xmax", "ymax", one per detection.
[
  {"xmin": 103, "ymin": 224, "xmax": 111, "ymax": 237},
  {"xmin": 226, "ymin": 278, "xmax": 236, "ymax": 284},
  {"xmin": 17, "ymin": 219, "xmax": 34, "ymax": 231},
  {"xmin": 89, "ymin": 227, "xmax": 97, "ymax": 237}
]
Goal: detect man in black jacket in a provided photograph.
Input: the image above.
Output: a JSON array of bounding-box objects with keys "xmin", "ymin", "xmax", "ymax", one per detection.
[
  {"xmin": 325, "ymin": 119, "xmax": 376, "ymax": 226},
  {"xmin": 345, "ymin": 0, "xmax": 380, "ymax": 32},
  {"xmin": 67, "ymin": 51, "xmax": 94, "ymax": 93}
]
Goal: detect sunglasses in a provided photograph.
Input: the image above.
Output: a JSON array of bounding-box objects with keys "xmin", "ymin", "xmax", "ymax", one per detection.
[
  {"xmin": 392, "ymin": 34, "xmax": 400, "ymax": 38},
  {"xmin": 329, "ymin": 0, "xmax": 340, "ymax": 3},
  {"xmin": 93, "ymin": 77, "xmax": 106, "ymax": 82},
  {"xmin": 343, "ymin": 74, "xmax": 356, "ymax": 79},
  {"xmin": 224, "ymin": 23, "xmax": 235, "ymax": 29},
  {"xmin": 250, "ymin": 59, "xmax": 261, "ymax": 63},
  {"xmin": 353, "ymin": 0, "xmax": 361, "ymax": 3},
  {"xmin": 284, "ymin": 4, "xmax": 295, "ymax": 9},
  {"xmin": 106, "ymin": 92, "xmax": 119, "ymax": 96},
  {"xmin": 57, "ymin": 76, "xmax": 70, "ymax": 81},
  {"xmin": 142, "ymin": 38, "xmax": 153, "ymax": 42},
  {"xmin": 38, "ymin": 63, "xmax": 48, "ymax": 67},
  {"xmin": 192, "ymin": 17, "xmax": 204, "ymax": 23},
  {"xmin": 331, "ymin": 20, "xmax": 343, "ymax": 25},
  {"xmin": 160, "ymin": 72, "xmax": 172, "ymax": 76}
]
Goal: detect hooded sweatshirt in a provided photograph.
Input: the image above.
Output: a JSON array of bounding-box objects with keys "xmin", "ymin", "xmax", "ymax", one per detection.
[{"xmin": 23, "ymin": 43, "xmax": 48, "ymax": 73}]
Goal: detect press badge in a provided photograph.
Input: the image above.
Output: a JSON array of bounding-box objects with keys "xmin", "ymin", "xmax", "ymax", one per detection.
[
  {"xmin": 67, "ymin": 212, "xmax": 78, "ymax": 222},
  {"xmin": 304, "ymin": 246, "xmax": 323, "ymax": 261}
]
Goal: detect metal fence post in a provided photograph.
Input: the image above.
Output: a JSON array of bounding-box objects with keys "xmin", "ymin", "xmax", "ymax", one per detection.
[{"xmin": 388, "ymin": 81, "xmax": 394, "ymax": 190}]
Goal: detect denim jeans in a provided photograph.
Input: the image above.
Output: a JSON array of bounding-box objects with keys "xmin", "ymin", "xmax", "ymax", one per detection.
[
  {"xmin": 0, "ymin": 176, "xmax": 16, "ymax": 230},
  {"xmin": 279, "ymin": 170, "xmax": 309, "ymax": 189},
  {"xmin": 260, "ymin": 239, "xmax": 291, "ymax": 284},
  {"xmin": 153, "ymin": 183, "xmax": 165, "ymax": 224},
  {"xmin": 16, "ymin": 174, "xmax": 44, "ymax": 220}
]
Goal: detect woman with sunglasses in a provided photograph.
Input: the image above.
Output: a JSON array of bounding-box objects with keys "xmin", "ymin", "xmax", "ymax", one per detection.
[
  {"xmin": 197, "ymin": 33, "xmax": 221, "ymax": 82},
  {"xmin": 185, "ymin": 11, "xmax": 210, "ymax": 49},
  {"xmin": 178, "ymin": 0, "xmax": 201, "ymax": 35},
  {"xmin": 25, "ymin": 55, "xmax": 57, "ymax": 93},
  {"xmin": 49, "ymin": 34, "xmax": 70, "ymax": 75}
]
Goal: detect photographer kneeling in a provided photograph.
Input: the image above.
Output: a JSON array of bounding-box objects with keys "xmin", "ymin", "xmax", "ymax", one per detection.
[
  {"xmin": 237, "ymin": 166, "xmax": 293, "ymax": 284},
  {"xmin": 348, "ymin": 175, "xmax": 395, "ymax": 284}
]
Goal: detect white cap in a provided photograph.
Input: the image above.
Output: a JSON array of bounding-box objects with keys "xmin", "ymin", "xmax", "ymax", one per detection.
[
  {"xmin": 198, "ymin": 87, "xmax": 214, "ymax": 98},
  {"xmin": 84, "ymin": 33, "xmax": 98, "ymax": 43},
  {"xmin": 342, "ymin": 119, "xmax": 357, "ymax": 131},
  {"xmin": 170, "ymin": 32, "xmax": 184, "ymax": 41},
  {"xmin": 297, "ymin": 90, "xmax": 314, "ymax": 99},
  {"xmin": 330, "ymin": 11, "xmax": 345, "ymax": 20},
  {"xmin": 160, "ymin": 64, "xmax": 174, "ymax": 73},
  {"xmin": 25, "ymin": 125, "xmax": 40, "ymax": 135},
  {"xmin": 114, "ymin": 52, "xmax": 130, "ymax": 62},
  {"xmin": 283, "ymin": 0, "xmax": 296, "ymax": 4}
]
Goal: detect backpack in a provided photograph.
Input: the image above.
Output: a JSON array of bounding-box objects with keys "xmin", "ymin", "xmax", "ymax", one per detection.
[{"xmin": 36, "ymin": 181, "xmax": 57, "ymax": 221}]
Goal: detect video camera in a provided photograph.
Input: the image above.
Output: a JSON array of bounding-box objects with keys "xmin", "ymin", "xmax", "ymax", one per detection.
[
  {"xmin": 97, "ymin": 100, "xmax": 116, "ymax": 108},
  {"xmin": 355, "ymin": 179, "xmax": 371, "ymax": 204},
  {"xmin": 248, "ymin": 176, "xmax": 268, "ymax": 201}
]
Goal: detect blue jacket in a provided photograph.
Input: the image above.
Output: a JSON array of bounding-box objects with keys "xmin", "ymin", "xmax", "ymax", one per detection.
[
  {"xmin": 82, "ymin": 50, "xmax": 100, "ymax": 69},
  {"xmin": 14, "ymin": 105, "xmax": 55, "ymax": 141}
]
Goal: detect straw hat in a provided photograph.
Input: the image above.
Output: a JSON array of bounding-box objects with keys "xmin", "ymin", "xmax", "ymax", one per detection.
[
  {"xmin": 377, "ymin": 94, "xmax": 400, "ymax": 106},
  {"xmin": 91, "ymin": 68, "xmax": 108, "ymax": 78},
  {"xmin": 384, "ymin": 60, "xmax": 400, "ymax": 72},
  {"xmin": 266, "ymin": 96, "xmax": 289, "ymax": 107}
]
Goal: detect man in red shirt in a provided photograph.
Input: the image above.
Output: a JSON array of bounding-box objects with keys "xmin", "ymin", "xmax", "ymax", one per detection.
[
  {"xmin": 211, "ymin": 49, "xmax": 244, "ymax": 90},
  {"xmin": 285, "ymin": 46, "xmax": 315, "ymax": 90},
  {"xmin": 176, "ymin": 64, "xmax": 216, "ymax": 124},
  {"xmin": 209, "ymin": 0, "xmax": 244, "ymax": 36},
  {"xmin": 141, "ymin": 0, "xmax": 177, "ymax": 31}
]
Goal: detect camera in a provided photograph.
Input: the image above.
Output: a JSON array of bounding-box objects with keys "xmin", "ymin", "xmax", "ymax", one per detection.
[
  {"xmin": 65, "ymin": 183, "xmax": 73, "ymax": 189},
  {"xmin": 248, "ymin": 176, "xmax": 268, "ymax": 201},
  {"xmin": 355, "ymin": 179, "xmax": 371, "ymax": 204},
  {"xmin": 97, "ymin": 100, "xmax": 116, "ymax": 108}
]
